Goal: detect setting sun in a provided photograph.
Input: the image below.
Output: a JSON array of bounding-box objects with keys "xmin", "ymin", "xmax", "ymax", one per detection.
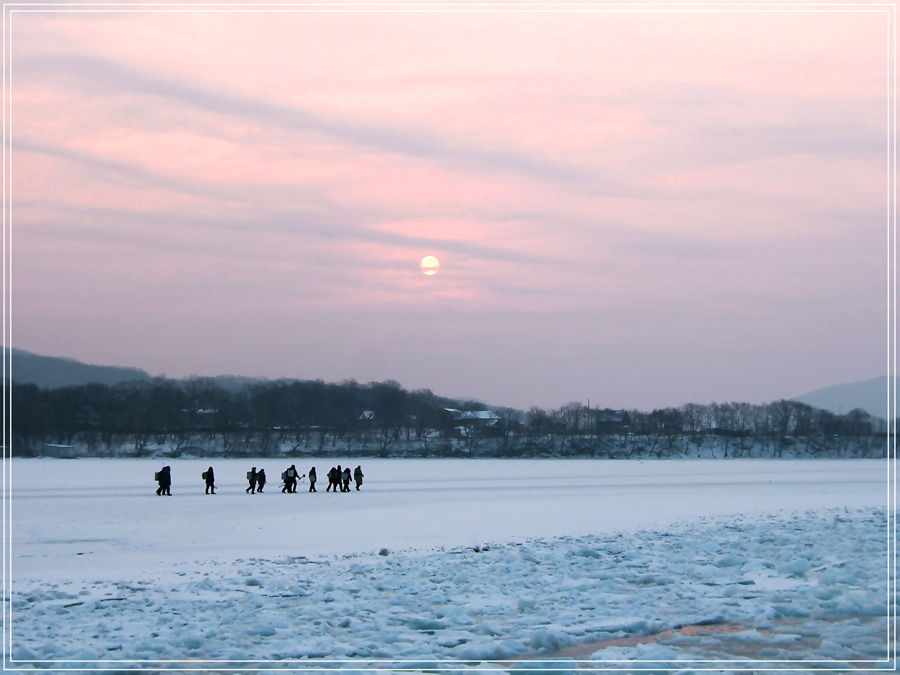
[{"xmin": 420, "ymin": 255, "xmax": 440, "ymax": 276}]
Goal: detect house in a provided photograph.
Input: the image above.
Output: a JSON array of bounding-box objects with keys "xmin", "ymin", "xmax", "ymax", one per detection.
[
  {"xmin": 445, "ymin": 408, "xmax": 503, "ymax": 437},
  {"xmin": 593, "ymin": 409, "xmax": 630, "ymax": 434}
]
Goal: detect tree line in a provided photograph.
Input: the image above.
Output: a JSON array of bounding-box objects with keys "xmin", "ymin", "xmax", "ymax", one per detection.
[{"xmin": 8, "ymin": 376, "xmax": 890, "ymax": 459}]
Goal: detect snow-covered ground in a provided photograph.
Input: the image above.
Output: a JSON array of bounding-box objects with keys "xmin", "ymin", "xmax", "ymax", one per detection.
[{"xmin": 5, "ymin": 457, "xmax": 895, "ymax": 672}]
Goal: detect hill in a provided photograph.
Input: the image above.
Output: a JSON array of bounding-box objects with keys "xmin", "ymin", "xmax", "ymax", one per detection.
[
  {"xmin": 791, "ymin": 375, "xmax": 896, "ymax": 420},
  {"xmin": 5, "ymin": 348, "xmax": 153, "ymax": 389},
  {"xmin": 7, "ymin": 347, "xmax": 895, "ymax": 422}
]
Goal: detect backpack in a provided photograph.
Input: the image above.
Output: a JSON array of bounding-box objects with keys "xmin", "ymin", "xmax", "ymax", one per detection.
[
  {"xmin": 154, "ymin": 471, "xmax": 161, "ymax": 481},
  {"xmin": 201, "ymin": 471, "xmax": 208, "ymax": 480}
]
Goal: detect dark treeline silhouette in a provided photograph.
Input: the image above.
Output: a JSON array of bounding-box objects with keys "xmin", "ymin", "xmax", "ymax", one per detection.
[{"xmin": 9, "ymin": 377, "xmax": 889, "ymax": 459}]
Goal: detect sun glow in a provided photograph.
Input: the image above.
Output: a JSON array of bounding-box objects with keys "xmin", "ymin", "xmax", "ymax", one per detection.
[{"xmin": 420, "ymin": 255, "xmax": 440, "ymax": 276}]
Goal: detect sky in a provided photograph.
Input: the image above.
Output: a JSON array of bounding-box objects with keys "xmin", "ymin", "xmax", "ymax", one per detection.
[{"xmin": 7, "ymin": 2, "xmax": 892, "ymax": 412}]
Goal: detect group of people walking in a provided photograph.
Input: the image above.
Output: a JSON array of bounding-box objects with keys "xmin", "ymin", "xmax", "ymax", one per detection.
[
  {"xmin": 155, "ymin": 463, "xmax": 364, "ymax": 495},
  {"xmin": 244, "ymin": 467, "xmax": 269, "ymax": 493},
  {"xmin": 318, "ymin": 465, "xmax": 363, "ymax": 492}
]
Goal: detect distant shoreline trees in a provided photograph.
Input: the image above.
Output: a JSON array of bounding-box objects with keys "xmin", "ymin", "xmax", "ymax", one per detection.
[{"xmin": 8, "ymin": 377, "xmax": 890, "ymax": 459}]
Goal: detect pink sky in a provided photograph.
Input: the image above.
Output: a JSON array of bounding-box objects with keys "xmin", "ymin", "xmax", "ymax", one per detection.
[{"xmin": 7, "ymin": 3, "xmax": 892, "ymax": 411}]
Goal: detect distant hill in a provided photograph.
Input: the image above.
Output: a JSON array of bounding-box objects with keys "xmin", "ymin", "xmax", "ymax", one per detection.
[
  {"xmin": 5, "ymin": 348, "xmax": 153, "ymax": 389},
  {"xmin": 4, "ymin": 349, "xmax": 331, "ymax": 395},
  {"xmin": 6, "ymin": 347, "xmax": 896, "ymax": 422},
  {"xmin": 791, "ymin": 376, "xmax": 897, "ymax": 420}
]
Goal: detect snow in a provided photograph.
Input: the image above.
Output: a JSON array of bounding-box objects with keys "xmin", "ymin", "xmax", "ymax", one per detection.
[{"xmin": 5, "ymin": 457, "xmax": 895, "ymax": 672}]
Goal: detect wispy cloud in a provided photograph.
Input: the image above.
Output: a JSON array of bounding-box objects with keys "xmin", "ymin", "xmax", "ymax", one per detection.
[{"xmin": 17, "ymin": 52, "xmax": 638, "ymax": 195}]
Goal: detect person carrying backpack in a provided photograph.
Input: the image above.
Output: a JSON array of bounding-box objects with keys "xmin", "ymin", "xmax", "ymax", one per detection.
[
  {"xmin": 246, "ymin": 467, "xmax": 258, "ymax": 494},
  {"xmin": 203, "ymin": 466, "xmax": 215, "ymax": 494},
  {"xmin": 283, "ymin": 465, "xmax": 299, "ymax": 493},
  {"xmin": 156, "ymin": 466, "xmax": 172, "ymax": 496}
]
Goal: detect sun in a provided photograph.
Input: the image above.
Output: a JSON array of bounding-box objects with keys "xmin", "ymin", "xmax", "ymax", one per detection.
[{"xmin": 420, "ymin": 255, "xmax": 440, "ymax": 276}]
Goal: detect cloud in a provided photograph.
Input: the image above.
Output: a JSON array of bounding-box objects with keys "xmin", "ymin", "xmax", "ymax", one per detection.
[
  {"xmin": 16, "ymin": 51, "xmax": 638, "ymax": 196},
  {"xmin": 12, "ymin": 173, "xmax": 560, "ymax": 270}
]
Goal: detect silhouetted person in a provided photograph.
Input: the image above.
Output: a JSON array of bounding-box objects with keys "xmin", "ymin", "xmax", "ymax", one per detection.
[
  {"xmin": 283, "ymin": 465, "xmax": 299, "ymax": 493},
  {"xmin": 257, "ymin": 469, "xmax": 266, "ymax": 493},
  {"xmin": 204, "ymin": 466, "xmax": 215, "ymax": 494},
  {"xmin": 341, "ymin": 466, "xmax": 351, "ymax": 492},
  {"xmin": 326, "ymin": 467, "xmax": 338, "ymax": 492},
  {"xmin": 246, "ymin": 467, "xmax": 258, "ymax": 494},
  {"xmin": 353, "ymin": 466, "xmax": 364, "ymax": 491},
  {"xmin": 156, "ymin": 466, "xmax": 171, "ymax": 496},
  {"xmin": 308, "ymin": 467, "xmax": 317, "ymax": 492}
]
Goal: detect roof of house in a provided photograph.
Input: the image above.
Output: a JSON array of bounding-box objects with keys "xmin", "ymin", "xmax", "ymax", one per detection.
[{"xmin": 445, "ymin": 408, "xmax": 501, "ymax": 420}]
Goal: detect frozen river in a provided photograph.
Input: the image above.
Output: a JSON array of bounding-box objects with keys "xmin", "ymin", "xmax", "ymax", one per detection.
[{"xmin": 6, "ymin": 457, "xmax": 894, "ymax": 671}]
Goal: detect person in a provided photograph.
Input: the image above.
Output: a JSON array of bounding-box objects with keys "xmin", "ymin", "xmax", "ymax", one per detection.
[
  {"xmin": 341, "ymin": 466, "xmax": 351, "ymax": 492},
  {"xmin": 308, "ymin": 467, "xmax": 317, "ymax": 492},
  {"xmin": 203, "ymin": 466, "xmax": 215, "ymax": 494},
  {"xmin": 156, "ymin": 466, "xmax": 172, "ymax": 496},
  {"xmin": 283, "ymin": 465, "xmax": 299, "ymax": 493},
  {"xmin": 291, "ymin": 465, "xmax": 303, "ymax": 493},
  {"xmin": 325, "ymin": 467, "xmax": 336, "ymax": 492},
  {"xmin": 353, "ymin": 465, "xmax": 364, "ymax": 491},
  {"xmin": 256, "ymin": 469, "xmax": 267, "ymax": 493},
  {"xmin": 246, "ymin": 467, "xmax": 258, "ymax": 494}
]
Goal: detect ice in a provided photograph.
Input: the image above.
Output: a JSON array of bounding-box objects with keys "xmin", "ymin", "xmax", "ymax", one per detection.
[{"xmin": 5, "ymin": 457, "xmax": 894, "ymax": 671}]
